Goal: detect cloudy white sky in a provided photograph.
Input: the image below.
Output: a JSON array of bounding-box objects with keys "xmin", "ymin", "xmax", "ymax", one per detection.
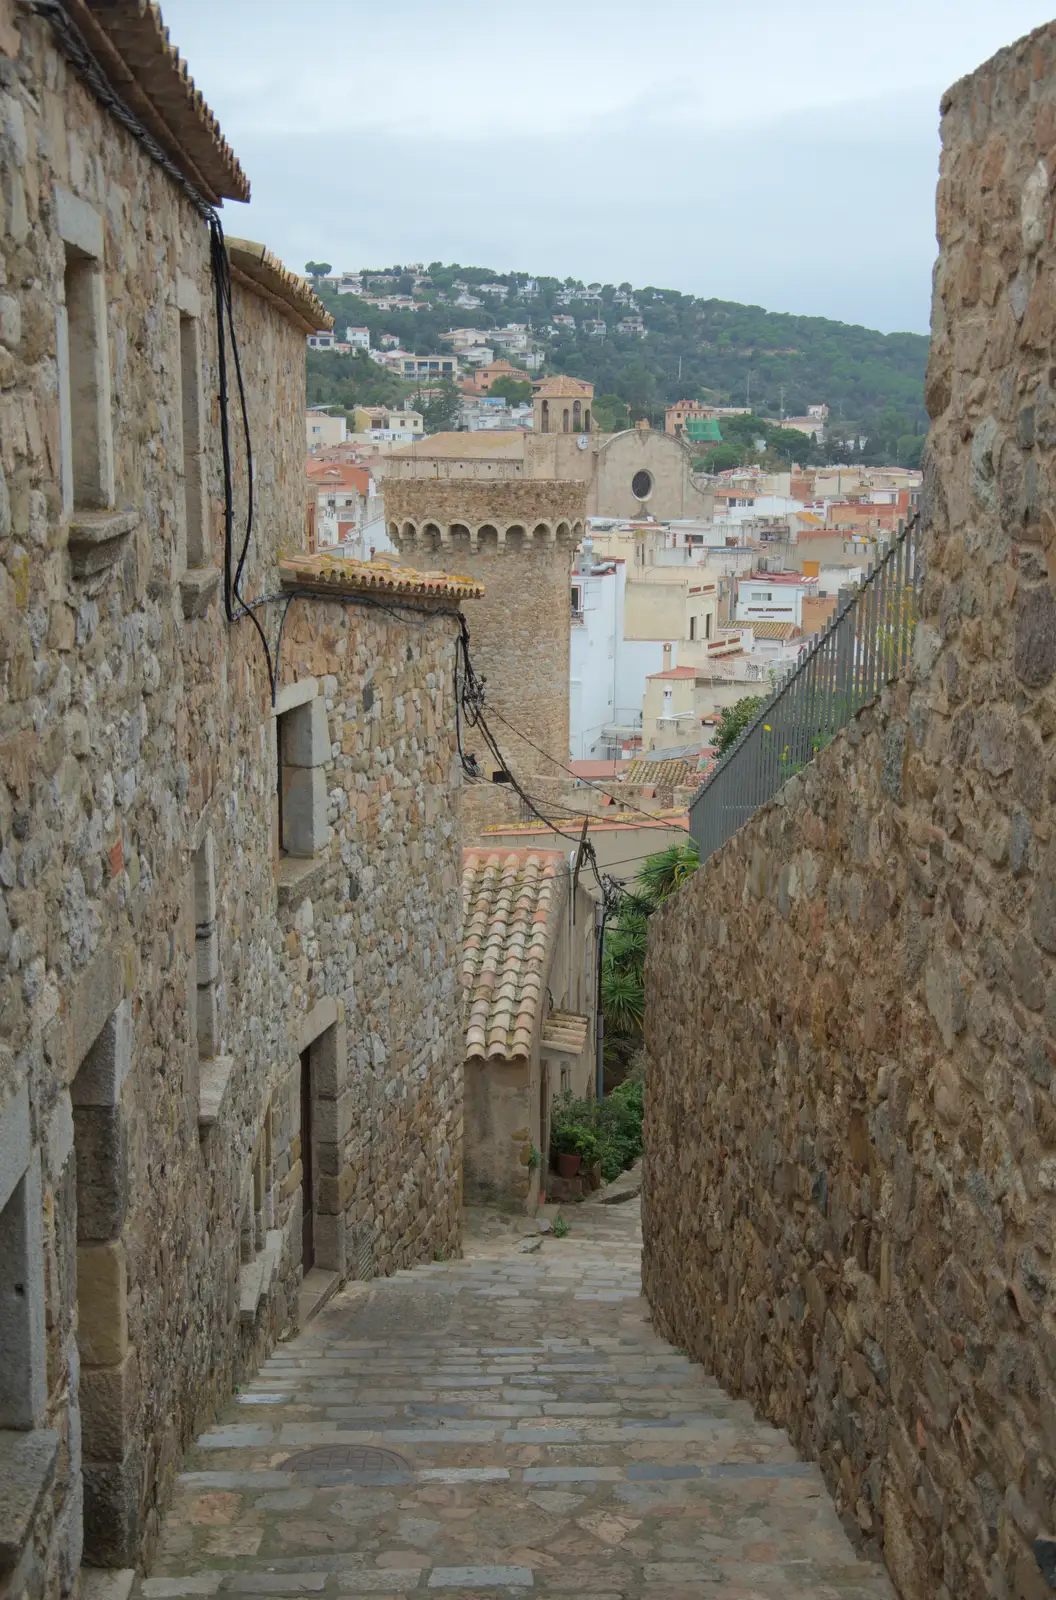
[{"xmin": 162, "ymin": 0, "xmax": 1055, "ymax": 336}]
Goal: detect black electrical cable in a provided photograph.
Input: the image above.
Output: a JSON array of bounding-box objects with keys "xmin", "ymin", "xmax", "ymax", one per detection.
[
  {"xmin": 485, "ymin": 704, "xmax": 695, "ymax": 836},
  {"xmin": 30, "ymin": 0, "xmax": 280, "ymax": 695}
]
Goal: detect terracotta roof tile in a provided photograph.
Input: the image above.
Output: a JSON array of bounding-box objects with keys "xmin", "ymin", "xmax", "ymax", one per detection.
[
  {"xmin": 226, "ymin": 239, "xmax": 332, "ymax": 334},
  {"xmin": 461, "ymin": 849, "xmax": 565, "ymax": 1061},
  {"xmin": 279, "ymin": 552, "xmax": 484, "ymax": 601},
  {"xmin": 533, "ymin": 375, "xmax": 594, "ymax": 398},
  {"xmin": 625, "ymin": 757, "xmax": 694, "ymax": 787},
  {"xmin": 748, "ymin": 620, "xmax": 799, "ymax": 640},
  {"xmin": 71, "ymin": 0, "xmax": 250, "ymax": 202}
]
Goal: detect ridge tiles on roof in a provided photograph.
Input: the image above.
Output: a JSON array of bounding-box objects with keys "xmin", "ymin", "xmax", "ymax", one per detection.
[{"xmin": 461, "ymin": 849, "xmax": 565, "ymax": 1062}]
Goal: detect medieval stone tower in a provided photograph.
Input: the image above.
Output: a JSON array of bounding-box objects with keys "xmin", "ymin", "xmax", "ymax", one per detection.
[{"xmin": 382, "ymin": 446, "xmax": 587, "ymax": 827}]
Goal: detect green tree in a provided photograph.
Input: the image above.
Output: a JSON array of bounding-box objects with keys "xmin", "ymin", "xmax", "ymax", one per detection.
[
  {"xmin": 593, "ymin": 392, "xmax": 631, "ymax": 432},
  {"xmin": 416, "ymin": 381, "xmax": 461, "ymax": 433},
  {"xmin": 488, "ymin": 375, "xmax": 532, "ymax": 406},
  {"xmin": 694, "ymin": 442, "xmax": 741, "ymax": 473},
  {"xmin": 714, "ymin": 695, "xmax": 766, "ymax": 756},
  {"xmin": 600, "ymin": 841, "xmax": 699, "ymax": 1039},
  {"xmin": 305, "ymin": 260, "xmax": 332, "ymax": 280}
]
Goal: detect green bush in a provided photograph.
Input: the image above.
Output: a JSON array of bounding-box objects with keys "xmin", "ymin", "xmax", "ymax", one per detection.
[{"xmin": 548, "ymin": 1083, "xmax": 643, "ymax": 1182}]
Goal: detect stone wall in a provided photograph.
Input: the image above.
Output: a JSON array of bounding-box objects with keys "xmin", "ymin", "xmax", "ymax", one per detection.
[
  {"xmin": 644, "ymin": 24, "xmax": 1056, "ymax": 1600},
  {"xmin": 387, "ymin": 480, "xmax": 586, "ymax": 795},
  {"xmin": 0, "ymin": 13, "xmax": 466, "ymax": 1596}
]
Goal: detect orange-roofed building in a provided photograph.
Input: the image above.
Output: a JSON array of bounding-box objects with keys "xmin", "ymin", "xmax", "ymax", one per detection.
[
  {"xmin": 459, "ymin": 358, "xmax": 527, "ymax": 396},
  {"xmin": 460, "ymin": 848, "xmax": 597, "ymax": 1208},
  {"xmin": 306, "ymin": 460, "xmax": 375, "ymax": 547}
]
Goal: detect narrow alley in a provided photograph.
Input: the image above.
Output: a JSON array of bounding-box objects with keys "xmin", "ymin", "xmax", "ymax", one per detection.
[{"xmin": 134, "ymin": 1190, "xmax": 893, "ymax": 1599}]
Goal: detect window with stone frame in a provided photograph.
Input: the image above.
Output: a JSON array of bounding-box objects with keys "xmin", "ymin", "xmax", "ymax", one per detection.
[
  {"xmin": 0, "ymin": 1086, "xmax": 47, "ymax": 1434},
  {"xmin": 55, "ymin": 189, "xmax": 114, "ymax": 516},
  {"xmin": 237, "ymin": 1106, "xmax": 279, "ymax": 1325},
  {"xmin": 0, "ymin": 1083, "xmax": 51, "ymax": 1577},
  {"xmin": 179, "ymin": 308, "xmax": 208, "ymax": 569},
  {"xmin": 192, "ymin": 834, "xmax": 219, "ymax": 1058},
  {"xmin": 275, "ymin": 681, "xmax": 329, "ymax": 860}
]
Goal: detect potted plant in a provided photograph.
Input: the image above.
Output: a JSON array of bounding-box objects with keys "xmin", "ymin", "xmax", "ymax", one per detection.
[{"xmin": 551, "ymin": 1122, "xmax": 583, "ymax": 1179}]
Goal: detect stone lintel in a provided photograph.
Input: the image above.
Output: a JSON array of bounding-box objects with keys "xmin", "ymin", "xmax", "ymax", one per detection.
[
  {"xmin": 68, "ymin": 508, "xmax": 138, "ymax": 577},
  {"xmin": 197, "ymin": 1055, "xmax": 235, "ymax": 1131},
  {"xmin": 277, "ymin": 854, "xmax": 327, "ymax": 909},
  {"xmin": 180, "ymin": 565, "xmax": 221, "ymax": 619},
  {"xmin": 0, "ymin": 1428, "xmax": 60, "ymax": 1572}
]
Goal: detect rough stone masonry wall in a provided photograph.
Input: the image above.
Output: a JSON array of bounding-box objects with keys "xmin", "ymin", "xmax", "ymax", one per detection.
[
  {"xmin": 644, "ymin": 24, "xmax": 1056, "ymax": 1600},
  {"xmin": 0, "ymin": 13, "xmax": 465, "ymax": 1596},
  {"xmin": 387, "ymin": 479, "xmax": 586, "ymax": 830},
  {"xmin": 275, "ymin": 596, "xmax": 464, "ymax": 1276}
]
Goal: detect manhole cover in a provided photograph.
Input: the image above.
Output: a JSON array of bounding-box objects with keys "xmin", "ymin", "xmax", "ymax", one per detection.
[{"xmin": 279, "ymin": 1445, "xmax": 412, "ymax": 1480}]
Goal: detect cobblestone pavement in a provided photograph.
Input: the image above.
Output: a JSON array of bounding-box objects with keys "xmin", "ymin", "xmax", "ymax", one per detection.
[{"xmin": 135, "ymin": 1190, "xmax": 894, "ymax": 1599}]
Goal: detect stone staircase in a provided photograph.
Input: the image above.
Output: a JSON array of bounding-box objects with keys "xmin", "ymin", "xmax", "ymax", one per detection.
[{"xmin": 133, "ymin": 1192, "xmax": 895, "ymax": 1598}]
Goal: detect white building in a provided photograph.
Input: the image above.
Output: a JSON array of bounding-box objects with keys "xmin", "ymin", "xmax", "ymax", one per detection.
[
  {"xmin": 569, "ymin": 552, "xmax": 666, "ymax": 760},
  {"xmin": 345, "ymin": 326, "xmax": 370, "ymax": 349},
  {"xmin": 460, "ymin": 397, "xmax": 533, "ymax": 433},
  {"xmin": 735, "ymin": 572, "xmax": 817, "ymax": 628},
  {"xmin": 490, "ymin": 324, "xmax": 530, "ymax": 354}
]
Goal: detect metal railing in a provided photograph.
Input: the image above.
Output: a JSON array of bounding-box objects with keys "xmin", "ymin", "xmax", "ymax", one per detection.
[{"xmin": 689, "ymin": 516, "xmax": 923, "ymax": 860}]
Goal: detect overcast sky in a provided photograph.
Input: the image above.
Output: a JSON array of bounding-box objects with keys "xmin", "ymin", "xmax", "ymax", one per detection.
[{"xmin": 161, "ymin": 1, "xmax": 1055, "ymax": 336}]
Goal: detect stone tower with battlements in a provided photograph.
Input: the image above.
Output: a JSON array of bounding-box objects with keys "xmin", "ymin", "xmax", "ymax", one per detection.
[{"xmin": 383, "ymin": 464, "xmax": 587, "ymax": 826}]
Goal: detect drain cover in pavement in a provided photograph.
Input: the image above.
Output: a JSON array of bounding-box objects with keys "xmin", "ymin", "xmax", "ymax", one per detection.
[{"xmin": 279, "ymin": 1445, "xmax": 412, "ymax": 1479}]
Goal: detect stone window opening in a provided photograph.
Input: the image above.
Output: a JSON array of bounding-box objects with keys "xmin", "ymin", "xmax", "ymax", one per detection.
[
  {"xmin": 71, "ymin": 1003, "xmax": 138, "ymax": 1568},
  {"xmin": 0, "ymin": 1087, "xmax": 47, "ymax": 1434},
  {"xmin": 632, "ymin": 469, "xmax": 653, "ymax": 501},
  {"xmin": 573, "ymin": 400, "xmax": 581, "ymax": 429},
  {"xmin": 56, "ymin": 192, "xmax": 114, "ymax": 517},
  {"xmin": 179, "ymin": 311, "xmax": 208, "ymax": 569},
  {"xmin": 563, "ymin": 408, "xmax": 570, "ymax": 433},
  {"xmin": 193, "ymin": 835, "xmax": 219, "ymax": 1059},
  {"xmin": 237, "ymin": 1106, "xmax": 280, "ymax": 1326},
  {"xmin": 584, "ymin": 408, "xmax": 591, "ymax": 430},
  {"xmin": 275, "ymin": 680, "xmax": 329, "ymax": 863},
  {"xmin": 0, "ymin": 1083, "xmax": 52, "ymax": 1578},
  {"xmin": 541, "ymin": 399, "xmax": 549, "ymax": 433}
]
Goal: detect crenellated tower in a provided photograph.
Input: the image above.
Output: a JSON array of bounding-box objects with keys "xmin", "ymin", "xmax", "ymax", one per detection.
[{"xmin": 383, "ymin": 456, "xmax": 586, "ymax": 824}]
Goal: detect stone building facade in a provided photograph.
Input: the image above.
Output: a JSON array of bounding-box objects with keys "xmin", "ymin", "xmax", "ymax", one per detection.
[
  {"xmin": 384, "ymin": 474, "xmax": 586, "ymax": 831},
  {"xmin": 644, "ymin": 23, "xmax": 1056, "ymax": 1600},
  {"xmin": 0, "ymin": 8, "xmax": 472, "ymax": 1596}
]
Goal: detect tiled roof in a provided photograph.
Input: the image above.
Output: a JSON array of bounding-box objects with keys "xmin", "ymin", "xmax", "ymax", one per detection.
[
  {"xmin": 279, "ymin": 553, "xmax": 484, "ymax": 601},
  {"xmin": 74, "ymin": 0, "xmax": 250, "ymax": 203},
  {"xmin": 533, "ymin": 375, "xmax": 594, "ymax": 398},
  {"xmin": 570, "ymin": 760, "xmax": 629, "ymax": 780},
  {"xmin": 648, "ymin": 666, "xmax": 696, "ymax": 681},
  {"xmin": 540, "ymin": 1010, "xmax": 590, "ymax": 1056},
  {"xmin": 226, "ymin": 239, "xmax": 332, "ymax": 334},
  {"xmin": 306, "ymin": 463, "xmax": 371, "ymax": 494},
  {"xmin": 625, "ymin": 757, "xmax": 694, "ymax": 787},
  {"xmin": 462, "ymin": 850, "xmax": 564, "ymax": 1061},
  {"xmin": 748, "ymin": 620, "xmax": 799, "ymax": 639},
  {"xmin": 389, "ymin": 432, "xmax": 526, "ymax": 460}
]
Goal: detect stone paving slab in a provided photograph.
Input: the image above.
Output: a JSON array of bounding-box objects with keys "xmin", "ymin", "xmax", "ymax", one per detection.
[{"xmin": 133, "ymin": 1192, "xmax": 894, "ymax": 1600}]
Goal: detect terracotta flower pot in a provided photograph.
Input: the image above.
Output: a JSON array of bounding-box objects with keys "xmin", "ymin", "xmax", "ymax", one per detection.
[{"xmin": 556, "ymin": 1151, "xmax": 582, "ymax": 1178}]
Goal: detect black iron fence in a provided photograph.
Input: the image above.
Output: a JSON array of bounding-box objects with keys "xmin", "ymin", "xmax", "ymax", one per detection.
[{"xmin": 689, "ymin": 516, "xmax": 923, "ymax": 860}]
